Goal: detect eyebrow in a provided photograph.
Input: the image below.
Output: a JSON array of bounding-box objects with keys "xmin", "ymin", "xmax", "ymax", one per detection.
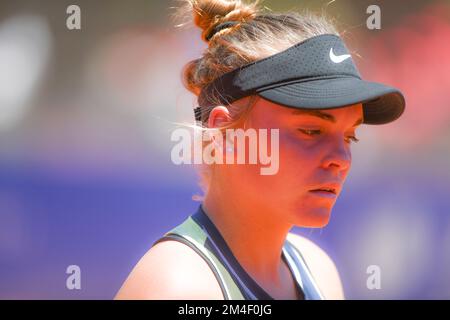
[{"xmin": 291, "ymin": 109, "xmax": 363, "ymax": 127}]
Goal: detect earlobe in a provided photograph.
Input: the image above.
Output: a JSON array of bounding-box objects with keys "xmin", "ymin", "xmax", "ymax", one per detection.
[{"xmin": 208, "ymin": 106, "xmax": 231, "ymax": 128}]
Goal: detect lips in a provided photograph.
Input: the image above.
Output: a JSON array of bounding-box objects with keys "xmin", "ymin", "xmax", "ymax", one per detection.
[
  {"xmin": 310, "ymin": 188, "xmax": 336, "ymax": 194},
  {"xmin": 308, "ymin": 183, "xmax": 341, "ymax": 195}
]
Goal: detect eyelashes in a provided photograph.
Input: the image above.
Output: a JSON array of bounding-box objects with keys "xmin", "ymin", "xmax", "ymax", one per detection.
[
  {"xmin": 346, "ymin": 136, "xmax": 360, "ymax": 144},
  {"xmin": 299, "ymin": 129, "xmax": 322, "ymax": 136},
  {"xmin": 298, "ymin": 129, "xmax": 360, "ymax": 144}
]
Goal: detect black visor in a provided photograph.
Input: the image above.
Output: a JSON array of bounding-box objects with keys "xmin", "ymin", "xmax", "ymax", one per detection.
[{"xmin": 196, "ymin": 34, "xmax": 405, "ymax": 125}]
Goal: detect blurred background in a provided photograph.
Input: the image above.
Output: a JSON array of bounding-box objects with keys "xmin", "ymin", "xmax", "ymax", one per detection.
[{"xmin": 0, "ymin": 0, "xmax": 449, "ymax": 299}]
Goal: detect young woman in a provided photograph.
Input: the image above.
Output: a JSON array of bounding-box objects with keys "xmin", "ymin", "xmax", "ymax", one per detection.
[{"xmin": 115, "ymin": 0, "xmax": 405, "ymax": 300}]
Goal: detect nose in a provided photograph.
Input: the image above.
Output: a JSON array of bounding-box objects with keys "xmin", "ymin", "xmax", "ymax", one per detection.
[{"xmin": 321, "ymin": 137, "xmax": 352, "ymax": 172}]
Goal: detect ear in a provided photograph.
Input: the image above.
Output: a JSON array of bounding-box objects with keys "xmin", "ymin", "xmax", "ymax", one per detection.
[{"xmin": 208, "ymin": 106, "xmax": 231, "ymax": 128}]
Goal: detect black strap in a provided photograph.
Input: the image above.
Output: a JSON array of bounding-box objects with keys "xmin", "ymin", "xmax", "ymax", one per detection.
[{"xmin": 205, "ymin": 21, "xmax": 240, "ymax": 41}]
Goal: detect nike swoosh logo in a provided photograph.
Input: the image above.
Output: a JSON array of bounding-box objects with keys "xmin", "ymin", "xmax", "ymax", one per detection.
[{"xmin": 329, "ymin": 48, "xmax": 351, "ymax": 63}]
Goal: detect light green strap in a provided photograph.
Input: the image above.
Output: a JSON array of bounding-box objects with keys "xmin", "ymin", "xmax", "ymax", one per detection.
[
  {"xmin": 152, "ymin": 216, "xmax": 246, "ymax": 300},
  {"xmin": 284, "ymin": 238, "xmax": 325, "ymax": 300}
]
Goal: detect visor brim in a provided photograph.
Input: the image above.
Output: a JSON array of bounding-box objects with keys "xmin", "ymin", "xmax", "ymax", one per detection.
[{"xmin": 256, "ymin": 77, "xmax": 405, "ymax": 125}]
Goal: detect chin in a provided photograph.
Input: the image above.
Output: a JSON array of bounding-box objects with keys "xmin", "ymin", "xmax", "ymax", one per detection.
[{"xmin": 292, "ymin": 206, "xmax": 332, "ymax": 228}]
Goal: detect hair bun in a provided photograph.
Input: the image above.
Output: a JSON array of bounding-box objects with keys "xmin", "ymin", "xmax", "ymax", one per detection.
[{"xmin": 186, "ymin": 0, "xmax": 259, "ymax": 42}]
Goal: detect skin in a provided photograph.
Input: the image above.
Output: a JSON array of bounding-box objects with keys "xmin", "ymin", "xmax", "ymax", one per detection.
[{"xmin": 115, "ymin": 96, "xmax": 363, "ymax": 300}]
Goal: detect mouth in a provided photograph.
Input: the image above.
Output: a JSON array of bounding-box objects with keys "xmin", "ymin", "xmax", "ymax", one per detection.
[
  {"xmin": 309, "ymin": 187, "xmax": 337, "ymax": 195},
  {"xmin": 308, "ymin": 183, "xmax": 340, "ymax": 198}
]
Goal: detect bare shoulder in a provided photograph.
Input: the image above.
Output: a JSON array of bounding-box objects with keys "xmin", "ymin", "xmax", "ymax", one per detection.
[
  {"xmin": 114, "ymin": 239, "xmax": 224, "ymax": 300},
  {"xmin": 286, "ymin": 232, "xmax": 345, "ymax": 300}
]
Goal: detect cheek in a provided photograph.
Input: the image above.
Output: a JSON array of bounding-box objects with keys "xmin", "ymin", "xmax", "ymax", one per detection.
[
  {"xmin": 278, "ymin": 130, "xmax": 322, "ymax": 176},
  {"xmin": 247, "ymin": 130, "xmax": 323, "ymax": 203},
  {"xmin": 228, "ymin": 131, "xmax": 320, "ymax": 200}
]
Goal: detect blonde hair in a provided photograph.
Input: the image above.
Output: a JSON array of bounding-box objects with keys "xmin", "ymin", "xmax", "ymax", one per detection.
[{"xmin": 171, "ymin": 0, "xmax": 339, "ymax": 198}]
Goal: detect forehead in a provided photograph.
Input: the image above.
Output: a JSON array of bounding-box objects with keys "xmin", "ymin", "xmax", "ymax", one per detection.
[
  {"xmin": 253, "ymin": 97, "xmax": 363, "ymax": 126},
  {"xmin": 292, "ymin": 104, "xmax": 363, "ymax": 123}
]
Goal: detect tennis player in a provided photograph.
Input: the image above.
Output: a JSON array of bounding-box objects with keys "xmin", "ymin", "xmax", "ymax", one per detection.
[{"xmin": 115, "ymin": 0, "xmax": 405, "ymax": 300}]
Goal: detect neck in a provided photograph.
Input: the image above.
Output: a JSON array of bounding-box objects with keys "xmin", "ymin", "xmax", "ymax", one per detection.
[{"xmin": 202, "ymin": 181, "xmax": 292, "ymax": 286}]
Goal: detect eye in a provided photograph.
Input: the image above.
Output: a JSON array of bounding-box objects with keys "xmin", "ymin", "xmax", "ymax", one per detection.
[{"xmin": 298, "ymin": 129, "xmax": 322, "ymax": 136}]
